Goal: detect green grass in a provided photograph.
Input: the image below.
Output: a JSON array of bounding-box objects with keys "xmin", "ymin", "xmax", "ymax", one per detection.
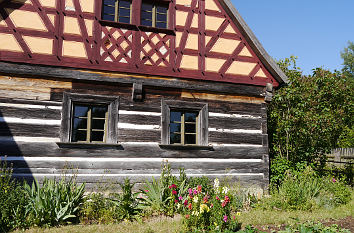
[{"xmin": 14, "ymin": 192, "xmax": 354, "ymax": 233}]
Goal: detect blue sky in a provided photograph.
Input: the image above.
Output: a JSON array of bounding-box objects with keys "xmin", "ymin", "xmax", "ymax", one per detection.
[{"xmin": 232, "ymin": 1, "xmax": 354, "ymax": 75}]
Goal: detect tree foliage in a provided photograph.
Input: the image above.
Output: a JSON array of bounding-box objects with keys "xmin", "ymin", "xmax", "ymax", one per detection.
[
  {"xmin": 341, "ymin": 41, "xmax": 354, "ymax": 77},
  {"xmin": 268, "ymin": 56, "xmax": 354, "ymax": 174}
]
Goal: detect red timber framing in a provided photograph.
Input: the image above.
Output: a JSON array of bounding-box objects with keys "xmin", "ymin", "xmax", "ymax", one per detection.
[{"xmin": 0, "ymin": 0, "xmax": 281, "ymax": 87}]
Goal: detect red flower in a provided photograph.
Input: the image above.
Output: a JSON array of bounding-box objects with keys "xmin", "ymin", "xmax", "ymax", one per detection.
[
  {"xmin": 203, "ymin": 195, "xmax": 209, "ymax": 203},
  {"xmin": 172, "ymin": 184, "xmax": 177, "ymax": 189},
  {"xmin": 184, "ymin": 200, "xmax": 188, "ymax": 206},
  {"xmin": 188, "ymin": 203, "xmax": 192, "ymax": 210},
  {"xmin": 174, "ymin": 199, "xmax": 178, "ymax": 203},
  {"xmin": 168, "ymin": 185, "xmax": 172, "ymax": 189},
  {"xmin": 216, "ymin": 196, "xmax": 220, "ymax": 200},
  {"xmin": 172, "ymin": 190, "xmax": 177, "ymax": 195},
  {"xmin": 185, "ymin": 214, "xmax": 190, "ymax": 219},
  {"xmin": 197, "ymin": 185, "xmax": 202, "ymax": 193},
  {"xmin": 210, "ymin": 203, "xmax": 214, "ymax": 208}
]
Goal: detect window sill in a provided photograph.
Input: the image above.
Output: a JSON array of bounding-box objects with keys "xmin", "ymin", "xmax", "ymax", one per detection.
[
  {"xmin": 159, "ymin": 144, "xmax": 214, "ymax": 151},
  {"xmin": 56, "ymin": 142, "xmax": 122, "ymax": 150},
  {"xmin": 99, "ymin": 20, "xmax": 138, "ymax": 31},
  {"xmin": 138, "ymin": 25, "xmax": 175, "ymax": 35}
]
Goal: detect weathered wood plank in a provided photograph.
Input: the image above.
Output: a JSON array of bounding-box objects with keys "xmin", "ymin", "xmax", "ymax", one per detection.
[
  {"xmin": 118, "ymin": 129, "xmax": 161, "ymax": 142},
  {"xmin": 0, "ymin": 107, "xmax": 61, "ymax": 120},
  {"xmin": 119, "ymin": 114, "xmax": 160, "ymax": 125},
  {"xmin": 0, "ymin": 141, "xmax": 266, "ymax": 159},
  {"xmin": 0, "ymin": 123, "xmax": 60, "ymax": 137},
  {"xmin": 209, "ymin": 117, "xmax": 261, "ymax": 130},
  {"xmin": 209, "ymin": 132, "xmax": 263, "ymax": 145}
]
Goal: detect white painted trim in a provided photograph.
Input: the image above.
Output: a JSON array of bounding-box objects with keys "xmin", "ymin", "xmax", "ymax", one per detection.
[
  {"xmin": 211, "ymin": 143, "xmax": 262, "ymax": 147},
  {"xmin": 209, "ymin": 112, "xmax": 261, "ymax": 119},
  {"xmin": 119, "ymin": 110, "xmax": 161, "ymax": 116},
  {"xmin": 12, "ymin": 173, "xmax": 264, "ymax": 177},
  {"xmin": 2, "ymin": 156, "xmax": 263, "ymax": 163},
  {"xmin": 0, "ymin": 136, "xmax": 58, "ymax": 142},
  {"xmin": 0, "ymin": 117, "xmax": 61, "ymax": 125},
  {"xmin": 209, "ymin": 128, "xmax": 261, "ymax": 134},
  {"xmin": 118, "ymin": 123, "xmax": 161, "ymax": 130},
  {"xmin": 0, "ymin": 103, "xmax": 61, "ymax": 110}
]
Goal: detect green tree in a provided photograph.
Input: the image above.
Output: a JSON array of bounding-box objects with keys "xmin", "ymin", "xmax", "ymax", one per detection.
[
  {"xmin": 341, "ymin": 41, "xmax": 354, "ymax": 77},
  {"xmin": 268, "ymin": 56, "xmax": 353, "ymax": 183}
]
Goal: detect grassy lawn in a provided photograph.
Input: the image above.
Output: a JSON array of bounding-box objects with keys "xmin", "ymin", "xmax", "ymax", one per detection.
[{"xmin": 15, "ymin": 192, "xmax": 354, "ymax": 233}]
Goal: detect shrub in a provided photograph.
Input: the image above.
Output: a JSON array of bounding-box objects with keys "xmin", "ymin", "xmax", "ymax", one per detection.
[
  {"xmin": 0, "ymin": 161, "xmax": 30, "ymax": 232},
  {"xmin": 280, "ymin": 221, "xmax": 351, "ymax": 233},
  {"xmin": 24, "ymin": 177, "xmax": 85, "ymax": 227},
  {"xmin": 259, "ymin": 166, "xmax": 352, "ymax": 211}
]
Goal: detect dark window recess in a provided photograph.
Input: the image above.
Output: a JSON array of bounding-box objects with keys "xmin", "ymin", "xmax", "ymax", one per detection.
[
  {"xmin": 169, "ymin": 110, "xmax": 198, "ymax": 145},
  {"xmin": 102, "ymin": 0, "xmax": 131, "ymax": 24},
  {"xmin": 71, "ymin": 104, "xmax": 108, "ymax": 143},
  {"xmin": 141, "ymin": 1, "xmax": 168, "ymax": 28}
]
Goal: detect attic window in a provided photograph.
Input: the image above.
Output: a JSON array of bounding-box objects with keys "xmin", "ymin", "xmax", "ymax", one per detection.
[
  {"xmin": 102, "ymin": 0, "xmax": 132, "ymax": 24},
  {"xmin": 141, "ymin": 1, "xmax": 168, "ymax": 28}
]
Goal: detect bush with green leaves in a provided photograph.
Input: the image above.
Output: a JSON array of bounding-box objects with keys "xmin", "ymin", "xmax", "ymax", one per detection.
[
  {"xmin": 24, "ymin": 177, "xmax": 85, "ymax": 227},
  {"xmin": 259, "ymin": 166, "xmax": 352, "ymax": 211},
  {"xmin": 269, "ymin": 56, "xmax": 354, "ymax": 185},
  {"xmin": 0, "ymin": 160, "xmax": 30, "ymax": 232},
  {"xmin": 279, "ymin": 221, "xmax": 351, "ymax": 233}
]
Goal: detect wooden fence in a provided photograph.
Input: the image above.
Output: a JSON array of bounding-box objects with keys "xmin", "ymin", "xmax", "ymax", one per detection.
[{"xmin": 327, "ymin": 148, "xmax": 354, "ymax": 165}]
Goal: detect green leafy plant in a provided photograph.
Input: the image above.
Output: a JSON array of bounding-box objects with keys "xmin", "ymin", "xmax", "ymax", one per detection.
[
  {"xmin": 109, "ymin": 178, "xmax": 141, "ymax": 221},
  {"xmin": 24, "ymin": 177, "xmax": 85, "ymax": 227},
  {"xmin": 279, "ymin": 221, "xmax": 351, "ymax": 233},
  {"xmin": 0, "ymin": 160, "xmax": 30, "ymax": 232}
]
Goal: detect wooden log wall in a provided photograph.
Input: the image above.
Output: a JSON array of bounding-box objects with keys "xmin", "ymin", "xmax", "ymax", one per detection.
[{"xmin": 0, "ymin": 71, "xmax": 269, "ymax": 190}]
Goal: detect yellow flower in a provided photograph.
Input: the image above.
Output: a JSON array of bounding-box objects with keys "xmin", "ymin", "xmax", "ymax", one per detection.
[
  {"xmin": 199, "ymin": 204, "xmax": 209, "ymax": 213},
  {"xmin": 236, "ymin": 212, "xmax": 241, "ymax": 216}
]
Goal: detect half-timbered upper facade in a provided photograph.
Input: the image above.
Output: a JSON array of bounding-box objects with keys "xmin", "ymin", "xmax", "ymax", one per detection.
[{"xmin": 0, "ymin": 0, "xmax": 287, "ymax": 190}]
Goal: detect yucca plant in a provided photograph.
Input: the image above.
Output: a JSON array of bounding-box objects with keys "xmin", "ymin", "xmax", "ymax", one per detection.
[
  {"xmin": 23, "ymin": 177, "xmax": 85, "ymax": 227},
  {"xmin": 139, "ymin": 176, "xmax": 171, "ymax": 213}
]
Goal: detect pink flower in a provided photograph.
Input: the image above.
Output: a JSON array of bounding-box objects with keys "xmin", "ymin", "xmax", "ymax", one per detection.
[
  {"xmin": 332, "ymin": 178, "xmax": 336, "ymax": 183},
  {"xmin": 179, "ymin": 196, "xmax": 183, "ymax": 200},
  {"xmin": 233, "ymin": 216, "xmax": 236, "ymax": 220},
  {"xmin": 193, "ymin": 189, "xmax": 198, "ymax": 195},
  {"xmin": 144, "ymin": 190, "xmax": 149, "ymax": 193},
  {"xmin": 223, "ymin": 215, "xmax": 228, "ymax": 222},
  {"xmin": 172, "ymin": 190, "xmax": 177, "ymax": 195},
  {"xmin": 185, "ymin": 214, "xmax": 190, "ymax": 219},
  {"xmin": 188, "ymin": 188, "xmax": 193, "ymax": 195},
  {"xmin": 171, "ymin": 184, "xmax": 177, "ymax": 189},
  {"xmin": 210, "ymin": 203, "xmax": 213, "ymax": 208},
  {"xmin": 216, "ymin": 196, "xmax": 220, "ymax": 200},
  {"xmin": 174, "ymin": 199, "xmax": 178, "ymax": 203}
]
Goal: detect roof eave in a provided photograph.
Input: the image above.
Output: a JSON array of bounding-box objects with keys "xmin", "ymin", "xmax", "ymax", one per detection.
[{"xmin": 220, "ymin": 0, "xmax": 289, "ymax": 85}]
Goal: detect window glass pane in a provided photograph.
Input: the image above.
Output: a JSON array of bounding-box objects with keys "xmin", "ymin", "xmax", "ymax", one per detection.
[
  {"xmin": 103, "ymin": 5, "xmax": 116, "ymax": 15},
  {"xmin": 141, "ymin": 2, "xmax": 153, "ymax": 11},
  {"xmin": 156, "ymin": 5, "xmax": 168, "ymax": 14},
  {"xmin": 155, "ymin": 22, "xmax": 167, "ymax": 28},
  {"xmin": 170, "ymin": 133, "xmax": 181, "ymax": 144},
  {"xmin": 72, "ymin": 130, "xmax": 87, "ymax": 142},
  {"xmin": 92, "ymin": 106, "xmax": 107, "ymax": 118},
  {"xmin": 185, "ymin": 134, "xmax": 196, "ymax": 144},
  {"xmin": 185, "ymin": 112, "xmax": 198, "ymax": 122},
  {"xmin": 170, "ymin": 111, "xmax": 181, "ymax": 122},
  {"xmin": 91, "ymin": 131, "xmax": 105, "ymax": 142},
  {"xmin": 141, "ymin": 19, "xmax": 152, "ymax": 26},
  {"xmin": 141, "ymin": 11, "xmax": 152, "ymax": 20},
  {"xmin": 103, "ymin": 0, "xmax": 116, "ymax": 6},
  {"xmin": 102, "ymin": 14, "xmax": 115, "ymax": 21},
  {"xmin": 185, "ymin": 123, "xmax": 196, "ymax": 133},
  {"xmin": 119, "ymin": 16, "xmax": 130, "ymax": 23},
  {"xmin": 156, "ymin": 13, "xmax": 167, "ymax": 22},
  {"xmin": 73, "ymin": 118, "xmax": 87, "ymax": 130},
  {"xmin": 92, "ymin": 119, "xmax": 106, "ymax": 130},
  {"xmin": 170, "ymin": 123, "xmax": 181, "ymax": 133},
  {"xmin": 119, "ymin": 0, "xmax": 130, "ymax": 8},
  {"xmin": 74, "ymin": 105, "xmax": 89, "ymax": 117},
  {"xmin": 119, "ymin": 8, "xmax": 130, "ymax": 17}
]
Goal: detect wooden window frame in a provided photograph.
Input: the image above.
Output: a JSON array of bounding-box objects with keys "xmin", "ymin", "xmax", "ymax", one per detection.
[
  {"xmin": 60, "ymin": 92, "xmax": 119, "ymax": 144},
  {"xmin": 140, "ymin": 0, "xmax": 168, "ymax": 29},
  {"xmin": 161, "ymin": 99, "xmax": 209, "ymax": 147},
  {"xmin": 102, "ymin": 0, "xmax": 132, "ymax": 24}
]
